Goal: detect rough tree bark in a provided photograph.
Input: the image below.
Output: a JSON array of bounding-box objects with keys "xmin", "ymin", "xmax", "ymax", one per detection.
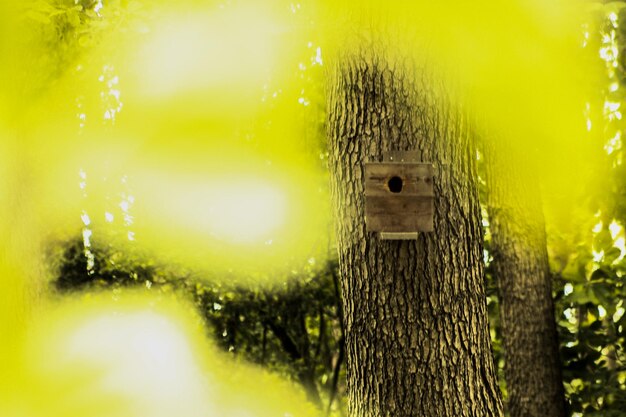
[
  {"xmin": 483, "ymin": 139, "xmax": 566, "ymax": 417},
  {"xmin": 326, "ymin": 50, "xmax": 504, "ymax": 417}
]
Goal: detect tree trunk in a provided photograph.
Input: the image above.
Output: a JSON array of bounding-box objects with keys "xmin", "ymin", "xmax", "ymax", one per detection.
[
  {"xmin": 326, "ymin": 51, "xmax": 503, "ymax": 417},
  {"xmin": 483, "ymin": 138, "xmax": 566, "ymax": 417}
]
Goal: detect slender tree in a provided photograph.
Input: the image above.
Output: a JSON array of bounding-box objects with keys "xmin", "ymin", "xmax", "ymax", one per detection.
[
  {"xmin": 326, "ymin": 47, "xmax": 503, "ymax": 416},
  {"xmin": 483, "ymin": 137, "xmax": 566, "ymax": 417}
]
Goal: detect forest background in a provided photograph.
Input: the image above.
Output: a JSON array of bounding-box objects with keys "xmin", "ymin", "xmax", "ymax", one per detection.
[{"xmin": 1, "ymin": 1, "xmax": 626, "ymax": 417}]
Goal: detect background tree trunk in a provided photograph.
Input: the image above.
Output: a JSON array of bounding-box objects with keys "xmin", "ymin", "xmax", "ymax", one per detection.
[
  {"xmin": 326, "ymin": 50, "xmax": 503, "ymax": 417},
  {"xmin": 483, "ymin": 138, "xmax": 566, "ymax": 417}
]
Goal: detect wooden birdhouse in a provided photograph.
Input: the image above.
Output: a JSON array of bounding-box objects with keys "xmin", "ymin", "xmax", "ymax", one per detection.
[{"xmin": 364, "ymin": 151, "xmax": 434, "ymax": 239}]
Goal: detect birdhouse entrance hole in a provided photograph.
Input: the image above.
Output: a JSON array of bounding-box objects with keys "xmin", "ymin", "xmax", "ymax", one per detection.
[{"xmin": 387, "ymin": 176, "xmax": 403, "ymax": 193}]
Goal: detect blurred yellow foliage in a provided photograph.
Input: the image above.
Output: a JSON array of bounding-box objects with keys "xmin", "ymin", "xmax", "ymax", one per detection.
[{"xmin": 2, "ymin": 293, "xmax": 317, "ymax": 417}]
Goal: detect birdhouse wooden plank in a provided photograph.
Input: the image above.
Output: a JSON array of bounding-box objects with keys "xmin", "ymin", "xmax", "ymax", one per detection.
[
  {"xmin": 363, "ymin": 152, "xmax": 434, "ymax": 238},
  {"xmin": 364, "ymin": 163, "xmax": 434, "ymax": 198}
]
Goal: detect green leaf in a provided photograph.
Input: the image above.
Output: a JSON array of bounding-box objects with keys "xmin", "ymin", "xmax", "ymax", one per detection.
[
  {"xmin": 591, "ymin": 282, "xmax": 613, "ymax": 306},
  {"xmin": 594, "ymin": 230, "xmax": 613, "ymax": 252},
  {"xmin": 604, "ymin": 247, "xmax": 623, "ymax": 264}
]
